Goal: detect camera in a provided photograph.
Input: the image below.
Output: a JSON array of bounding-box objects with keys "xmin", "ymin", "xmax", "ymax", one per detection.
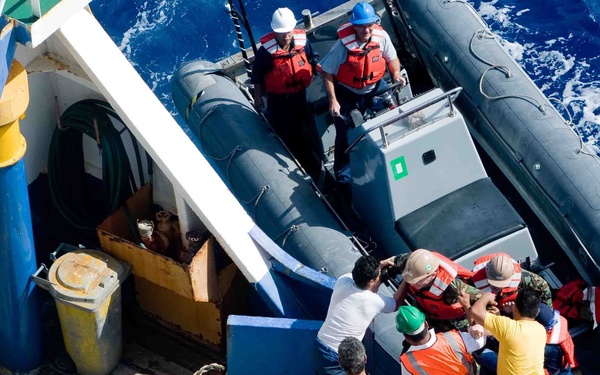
[{"xmin": 380, "ymin": 265, "xmax": 401, "ymax": 284}]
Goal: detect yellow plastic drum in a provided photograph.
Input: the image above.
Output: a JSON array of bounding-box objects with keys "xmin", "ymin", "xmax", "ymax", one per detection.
[{"xmin": 47, "ymin": 250, "xmax": 131, "ymax": 375}]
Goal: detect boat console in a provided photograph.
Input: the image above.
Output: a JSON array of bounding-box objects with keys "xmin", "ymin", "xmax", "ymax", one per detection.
[{"xmin": 348, "ymin": 87, "xmax": 538, "ymax": 265}]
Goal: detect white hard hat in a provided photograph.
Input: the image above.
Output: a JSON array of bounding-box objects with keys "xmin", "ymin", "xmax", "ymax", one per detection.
[
  {"xmin": 401, "ymin": 249, "xmax": 439, "ymax": 284},
  {"xmin": 271, "ymin": 7, "xmax": 296, "ymax": 33}
]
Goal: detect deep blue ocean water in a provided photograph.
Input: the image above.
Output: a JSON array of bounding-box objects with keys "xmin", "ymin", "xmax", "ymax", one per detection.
[{"xmin": 90, "ymin": 0, "xmax": 600, "ymax": 150}]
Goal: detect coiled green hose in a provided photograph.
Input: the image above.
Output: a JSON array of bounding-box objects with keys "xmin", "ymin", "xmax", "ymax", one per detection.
[{"xmin": 48, "ymin": 99, "xmax": 144, "ymax": 233}]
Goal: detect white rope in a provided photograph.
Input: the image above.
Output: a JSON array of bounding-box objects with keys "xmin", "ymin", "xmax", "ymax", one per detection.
[{"xmin": 193, "ymin": 363, "xmax": 226, "ymax": 375}]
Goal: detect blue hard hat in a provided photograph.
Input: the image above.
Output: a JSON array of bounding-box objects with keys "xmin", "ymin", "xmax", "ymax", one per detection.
[{"xmin": 349, "ymin": 3, "xmax": 379, "ymax": 25}]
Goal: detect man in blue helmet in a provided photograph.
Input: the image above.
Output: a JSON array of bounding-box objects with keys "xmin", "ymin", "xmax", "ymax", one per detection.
[{"xmin": 319, "ymin": 2, "xmax": 406, "ymax": 186}]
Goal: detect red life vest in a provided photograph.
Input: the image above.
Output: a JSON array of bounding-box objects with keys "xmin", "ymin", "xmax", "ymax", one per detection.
[
  {"xmin": 545, "ymin": 315, "xmax": 578, "ymax": 372},
  {"xmin": 409, "ymin": 253, "xmax": 474, "ymax": 320},
  {"xmin": 472, "ymin": 252, "xmax": 521, "ymax": 308},
  {"xmin": 400, "ymin": 330, "xmax": 477, "ymax": 375},
  {"xmin": 335, "ymin": 23, "xmax": 387, "ymax": 89},
  {"xmin": 553, "ymin": 279, "xmax": 600, "ymax": 329},
  {"xmin": 259, "ymin": 30, "xmax": 313, "ymax": 94}
]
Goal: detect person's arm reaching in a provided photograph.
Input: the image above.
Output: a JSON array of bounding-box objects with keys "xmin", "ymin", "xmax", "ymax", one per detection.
[
  {"xmin": 253, "ymin": 83, "xmax": 264, "ymax": 112},
  {"xmin": 305, "ymin": 40, "xmax": 320, "ymax": 71},
  {"xmin": 460, "ymin": 291, "xmax": 497, "ymax": 326},
  {"xmin": 387, "ymin": 58, "xmax": 406, "ymax": 86},
  {"xmin": 323, "ymin": 72, "xmax": 341, "ymax": 117},
  {"xmin": 251, "ymin": 47, "xmax": 268, "ymax": 112},
  {"xmin": 392, "ymin": 279, "xmax": 410, "ymax": 310}
]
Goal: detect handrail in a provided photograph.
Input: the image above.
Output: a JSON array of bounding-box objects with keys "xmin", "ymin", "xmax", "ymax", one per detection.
[{"xmin": 345, "ymin": 87, "xmax": 463, "ymax": 154}]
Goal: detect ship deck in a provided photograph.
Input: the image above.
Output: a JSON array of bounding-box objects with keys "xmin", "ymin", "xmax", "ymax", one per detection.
[{"xmin": 32, "ymin": 307, "xmax": 226, "ymax": 375}]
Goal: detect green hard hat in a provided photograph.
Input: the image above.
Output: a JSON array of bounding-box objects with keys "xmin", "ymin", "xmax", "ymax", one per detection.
[{"xmin": 395, "ymin": 306, "xmax": 426, "ymax": 334}]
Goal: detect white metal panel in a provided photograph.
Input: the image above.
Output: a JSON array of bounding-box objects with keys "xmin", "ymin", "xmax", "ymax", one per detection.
[
  {"xmin": 56, "ymin": 10, "xmax": 270, "ymax": 283},
  {"xmin": 454, "ymin": 228, "xmax": 538, "ymax": 270},
  {"xmin": 376, "ymin": 100, "xmax": 488, "ymax": 219}
]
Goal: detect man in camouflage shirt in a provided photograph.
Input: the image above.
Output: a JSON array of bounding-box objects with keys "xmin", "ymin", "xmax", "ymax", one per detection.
[
  {"xmin": 471, "ymin": 253, "xmax": 552, "ymax": 315},
  {"xmin": 521, "ymin": 269, "xmax": 553, "ymax": 307},
  {"xmin": 382, "ymin": 250, "xmax": 483, "ymax": 333}
]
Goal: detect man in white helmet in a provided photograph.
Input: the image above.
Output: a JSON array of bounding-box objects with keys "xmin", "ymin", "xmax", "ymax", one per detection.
[
  {"xmin": 382, "ymin": 249, "xmax": 485, "ymax": 334},
  {"xmin": 319, "ymin": 2, "xmax": 406, "ymax": 185},
  {"xmin": 251, "ymin": 7, "xmax": 323, "ymax": 179}
]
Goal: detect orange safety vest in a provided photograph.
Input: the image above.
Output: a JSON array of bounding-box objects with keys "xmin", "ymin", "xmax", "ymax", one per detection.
[
  {"xmin": 400, "ymin": 330, "xmax": 477, "ymax": 375},
  {"xmin": 472, "ymin": 252, "xmax": 521, "ymax": 308},
  {"xmin": 335, "ymin": 23, "xmax": 387, "ymax": 89},
  {"xmin": 259, "ymin": 30, "xmax": 313, "ymax": 94},
  {"xmin": 409, "ymin": 253, "xmax": 474, "ymax": 320},
  {"xmin": 544, "ymin": 315, "xmax": 577, "ymax": 374}
]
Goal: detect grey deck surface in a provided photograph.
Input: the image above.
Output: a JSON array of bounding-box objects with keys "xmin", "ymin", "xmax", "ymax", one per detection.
[{"xmin": 1, "ymin": 309, "xmax": 226, "ymax": 375}]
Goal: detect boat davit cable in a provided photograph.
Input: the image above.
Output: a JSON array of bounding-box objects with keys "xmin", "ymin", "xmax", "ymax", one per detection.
[
  {"xmin": 225, "ymin": 0, "xmax": 253, "ymax": 78},
  {"xmin": 48, "ymin": 99, "xmax": 144, "ymax": 233}
]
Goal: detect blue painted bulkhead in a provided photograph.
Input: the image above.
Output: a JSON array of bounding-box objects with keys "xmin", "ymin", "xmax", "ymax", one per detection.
[
  {"xmin": 0, "ymin": 159, "xmax": 43, "ymax": 371},
  {"xmin": 227, "ymin": 315, "xmax": 323, "ymax": 374}
]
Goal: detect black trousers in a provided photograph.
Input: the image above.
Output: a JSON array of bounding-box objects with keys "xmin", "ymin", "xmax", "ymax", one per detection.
[
  {"xmin": 266, "ymin": 92, "xmax": 324, "ymax": 179},
  {"xmin": 332, "ymin": 80, "xmax": 388, "ymax": 183}
]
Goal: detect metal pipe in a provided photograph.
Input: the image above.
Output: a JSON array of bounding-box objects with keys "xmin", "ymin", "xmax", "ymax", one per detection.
[
  {"xmin": 0, "ymin": 60, "xmax": 43, "ymax": 372},
  {"xmin": 302, "ymin": 9, "xmax": 313, "ymax": 29},
  {"xmin": 346, "ymin": 87, "xmax": 462, "ymax": 153}
]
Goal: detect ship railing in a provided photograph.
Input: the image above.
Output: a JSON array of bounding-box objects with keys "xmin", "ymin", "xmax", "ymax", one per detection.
[{"xmin": 346, "ymin": 86, "xmax": 463, "ymax": 153}]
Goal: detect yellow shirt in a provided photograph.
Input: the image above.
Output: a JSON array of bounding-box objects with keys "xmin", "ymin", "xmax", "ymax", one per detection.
[{"xmin": 484, "ymin": 313, "xmax": 546, "ymax": 375}]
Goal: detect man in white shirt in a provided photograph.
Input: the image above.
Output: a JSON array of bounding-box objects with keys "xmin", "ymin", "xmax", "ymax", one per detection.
[{"xmin": 315, "ymin": 255, "xmax": 403, "ymax": 375}]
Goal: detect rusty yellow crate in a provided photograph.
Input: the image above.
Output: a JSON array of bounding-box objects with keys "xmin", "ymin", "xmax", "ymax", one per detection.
[
  {"xmin": 97, "ymin": 184, "xmax": 219, "ymax": 303},
  {"xmin": 95, "ymin": 184, "xmax": 244, "ymax": 347}
]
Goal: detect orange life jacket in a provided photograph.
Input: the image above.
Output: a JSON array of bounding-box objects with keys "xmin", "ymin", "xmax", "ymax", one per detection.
[
  {"xmin": 335, "ymin": 23, "xmax": 387, "ymax": 89},
  {"xmin": 409, "ymin": 253, "xmax": 474, "ymax": 320},
  {"xmin": 472, "ymin": 252, "xmax": 521, "ymax": 308},
  {"xmin": 259, "ymin": 30, "xmax": 313, "ymax": 94},
  {"xmin": 400, "ymin": 330, "xmax": 477, "ymax": 375},
  {"xmin": 545, "ymin": 315, "xmax": 578, "ymax": 373},
  {"xmin": 553, "ymin": 279, "xmax": 600, "ymax": 329}
]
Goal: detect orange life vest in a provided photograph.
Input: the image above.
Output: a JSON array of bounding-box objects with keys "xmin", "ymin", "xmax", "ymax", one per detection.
[
  {"xmin": 553, "ymin": 279, "xmax": 600, "ymax": 329},
  {"xmin": 544, "ymin": 315, "xmax": 578, "ymax": 373},
  {"xmin": 472, "ymin": 252, "xmax": 521, "ymax": 308},
  {"xmin": 409, "ymin": 253, "xmax": 474, "ymax": 320},
  {"xmin": 335, "ymin": 23, "xmax": 387, "ymax": 89},
  {"xmin": 259, "ymin": 30, "xmax": 313, "ymax": 94},
  {"xmin": 400, "ymin": 330, "xmax": 477, "ymax": 375}
]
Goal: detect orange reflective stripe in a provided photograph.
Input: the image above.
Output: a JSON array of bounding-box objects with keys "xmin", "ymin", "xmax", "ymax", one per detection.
[
  {"xmin": 400, "ymin": 331, "xmax": 475, "ymax": 375},
  {"xmin": 335, "ymin": 23, "xmax": 387, "ymax": 89},
  {"xmin": 442, "ymin": 331, "xmax": 474, "ymax": 375},
  {"xmin": 259, "ymin": 30, "xmax": 313, "ymax": 94},
  {"xmin": 410, "ymin": 253, "xmax": 472, "ymax": 320},
  {"xmin": 405, "ymin": 351, "xmax": 427, "ymax": 374}
]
